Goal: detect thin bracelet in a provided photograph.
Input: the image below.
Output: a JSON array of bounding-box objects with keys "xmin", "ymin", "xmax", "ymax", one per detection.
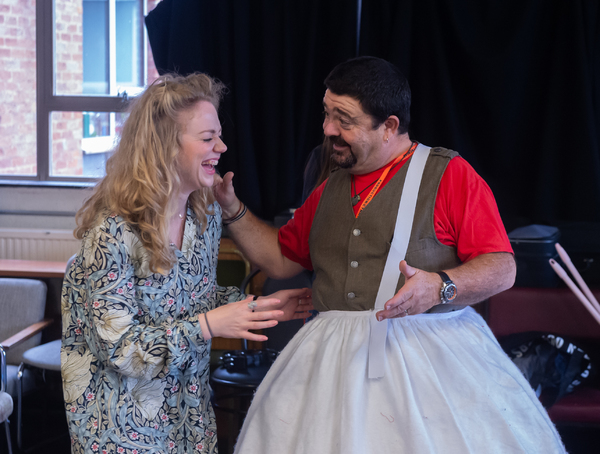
[
  {"xmin": 223, "ymin": 202, "xmax": 244, "ymax": 222},
  {"xmin": 223, "ymin": 203, "xmax": 247, "ymax": 225},
  {"xmin": 203, "ymin": 312, "xmax": 215, "ymax": 338},
  {"xmin": 223, "ymin": 203, "xmax": 246, "ymax": 225}
]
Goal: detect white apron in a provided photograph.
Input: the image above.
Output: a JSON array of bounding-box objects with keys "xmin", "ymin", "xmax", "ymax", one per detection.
[{"xmin": 233, "ymin": 308, "xmax": 565, "ymax": 453}]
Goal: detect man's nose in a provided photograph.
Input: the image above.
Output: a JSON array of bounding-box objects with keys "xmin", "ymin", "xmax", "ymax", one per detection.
[{"xmin": 323, "ymin": 118, "xmax": 339, "ymax": 136}]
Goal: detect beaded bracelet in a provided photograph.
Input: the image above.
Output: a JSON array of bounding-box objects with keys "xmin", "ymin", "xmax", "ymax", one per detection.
[{"xmin": 223, "ymin": 203, "xmax": 247, "ymax": 225}]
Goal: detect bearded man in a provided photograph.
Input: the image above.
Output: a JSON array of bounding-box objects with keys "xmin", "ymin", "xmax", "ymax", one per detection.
[{"xmin": 215, "ymin": 56, "xmax": 565, "ymax": 454}]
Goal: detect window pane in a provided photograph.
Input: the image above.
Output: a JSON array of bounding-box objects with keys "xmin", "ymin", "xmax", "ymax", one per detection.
[
  {"xmin": 0, "ymin": 0, "xmax": 37, "ymax": 176},
  {"xmin": 82, "ymin": 0, "xmax": 109, "ymax": 94},
  {"xmin": 50, "ymin": 111, "xmax": 128, "ymax": 178},
  {"xmin": 56, "ymin": 0, "xmax": 149, "ymax": 96},
  {"xmin": 116, "ymin": 0, "xmax": 142, "ymax": 91}
]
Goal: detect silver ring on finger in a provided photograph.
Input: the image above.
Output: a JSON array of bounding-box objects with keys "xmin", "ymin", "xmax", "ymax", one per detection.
[
  {"xmin": 248, "ymin": 301, "xmax": 258, "ymax": 311},
  {"xmin": 404, "ymin": 309, "xmax": 409, "ymax": 316}
]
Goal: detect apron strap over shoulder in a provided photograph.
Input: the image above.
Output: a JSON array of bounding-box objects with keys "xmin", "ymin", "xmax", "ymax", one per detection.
[{"xmin": 368, "ymin": 144, "xmax": 431, "ymax": 379}]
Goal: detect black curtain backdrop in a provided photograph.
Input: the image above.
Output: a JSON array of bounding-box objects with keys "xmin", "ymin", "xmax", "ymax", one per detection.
[
  {"xmin": 145, "ymin": 0, "xmax": 356, "ymax": 220},
  {"xmin": 146, "ymin": 0, "xmax": 600, "ymax": 229},
  {"xmin": 360, "ymin": 0, "xmax": 600, "ymax": 230}
]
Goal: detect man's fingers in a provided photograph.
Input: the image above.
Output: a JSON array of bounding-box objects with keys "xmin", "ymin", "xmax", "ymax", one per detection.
[
  {"xmin": 399, "ymin": 260, "xmax": 417, "ymax": 279},
  {"xmin": 290, "ymin": 310, "xmax": 313, "ymax": 320},
  {"xmin": 384, "ymin": 288, "xmax": 412, "ymax": 311},
  {"xmin": 379, "ymin": 288, "xmax": 415, "ymax": 320},
  {"xmin": 288, "ymin": 287, "xmax": 312, "ymax": 298},
  {"xmin": 376, "ymin": 306, "xmax": 408, "ymax": 321}
]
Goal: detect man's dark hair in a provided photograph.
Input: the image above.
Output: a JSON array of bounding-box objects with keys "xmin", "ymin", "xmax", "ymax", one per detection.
[{"xmin": 324, "ymin": 56, "xmax": 411, "ymax": 134}]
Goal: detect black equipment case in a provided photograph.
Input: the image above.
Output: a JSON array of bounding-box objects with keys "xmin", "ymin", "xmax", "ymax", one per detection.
[{"xmin": 508, "ymin": 224, "xmax": 561, "ymax": 288}]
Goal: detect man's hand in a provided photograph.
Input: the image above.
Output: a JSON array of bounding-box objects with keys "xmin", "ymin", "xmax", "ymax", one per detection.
[
  {"xmin": 213, "ymin": 171, "xmax": 241, "ymax": 218},
  {"xmin": 258, "ymin": 288, "xmax": 313, "ymax": 321},
  {"xmin": 376, "ymin": 261, "xmax": 440, "ymax": 321},
  {"xmin": 375, "ymin": 252, "xmax": 516, "ymax": 321}
]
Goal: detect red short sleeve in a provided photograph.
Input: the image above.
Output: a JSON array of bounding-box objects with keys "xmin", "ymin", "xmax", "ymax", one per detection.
[
  {"xmin": 434, "ymin": 157, "xmax": 513, "ymax": 262},
  {"xmin": 277, "ymin": 181, "xmax": 326, "ymax": 270}
]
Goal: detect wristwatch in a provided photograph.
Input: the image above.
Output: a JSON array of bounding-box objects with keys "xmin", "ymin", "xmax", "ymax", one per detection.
[{"xmin": 437, "ymin": 271, "xmax": 457, "ymax": 304}]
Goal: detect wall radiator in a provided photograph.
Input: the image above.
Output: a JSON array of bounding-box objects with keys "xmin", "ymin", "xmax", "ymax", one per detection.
[{"xmin": 0, "ymin": 228, "xmax": 81, "ymax": 262}]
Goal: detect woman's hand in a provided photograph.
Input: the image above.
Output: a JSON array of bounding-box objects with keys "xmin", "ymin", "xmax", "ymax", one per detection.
[
  {"xmin": 257, "ymin": 288, "xmax": 313, "ymax": 322},
  {"xmin": 199, "ymin": 295, "xmax": 289, "ymax": 342}
]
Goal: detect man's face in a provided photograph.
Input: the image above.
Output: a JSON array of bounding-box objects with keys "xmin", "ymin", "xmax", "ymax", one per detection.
[{"xmin": 322, "ymin": 90, "xmax": 388, "ymax": 175}]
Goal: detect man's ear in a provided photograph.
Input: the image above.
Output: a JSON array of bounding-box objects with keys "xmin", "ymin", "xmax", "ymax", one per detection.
[{"xmin": 384, "ymin": 115, "xmax": 400, "ymax": 136}]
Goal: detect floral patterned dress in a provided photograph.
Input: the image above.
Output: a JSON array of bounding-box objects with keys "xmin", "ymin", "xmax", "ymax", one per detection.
[{"xmin": 61, "ymin": 204, "xmax": 240, "ymax": 454}]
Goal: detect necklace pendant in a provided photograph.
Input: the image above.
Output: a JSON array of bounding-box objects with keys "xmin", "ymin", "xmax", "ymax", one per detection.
[{"xmin": 351, "ymin": 195, "xmax": 360, "ymax": 206}]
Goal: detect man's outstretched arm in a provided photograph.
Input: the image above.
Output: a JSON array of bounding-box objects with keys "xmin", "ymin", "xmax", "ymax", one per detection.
[{"xmin": 214, "ymin": 172, "xmax": 305, "ymax": 279}]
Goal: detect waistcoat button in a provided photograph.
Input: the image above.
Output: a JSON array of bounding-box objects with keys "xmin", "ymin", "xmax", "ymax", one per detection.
[
  {"xmin": 347, "ymin": 292, "xmax": 356, "ymax": 299},
  {"xmin": 353, "ymin": 229, "xmax": 361, "ymax": 236},
  {"xmin": 350, "ymin": 261, "xmax": 358, "ymax": 268}
]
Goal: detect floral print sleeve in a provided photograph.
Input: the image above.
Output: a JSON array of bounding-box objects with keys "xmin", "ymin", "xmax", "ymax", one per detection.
[{"xmin": 61, "ymin": 204, "xmax": 241, "ymax": 454}]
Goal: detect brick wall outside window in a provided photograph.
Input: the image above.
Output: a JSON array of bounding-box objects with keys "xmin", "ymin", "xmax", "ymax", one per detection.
[
  {"xmin": 0, "ymin": 0, "xmax": 160, "ymax": 178},
  {"xmin": 0, "ymin": 0, "xmax": 37, "ymax": 176}
]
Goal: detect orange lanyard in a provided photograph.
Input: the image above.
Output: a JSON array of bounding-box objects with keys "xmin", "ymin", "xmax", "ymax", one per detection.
[{"xmin": 355, "ymin": 143, "xmax": 417, "ymax": 217}]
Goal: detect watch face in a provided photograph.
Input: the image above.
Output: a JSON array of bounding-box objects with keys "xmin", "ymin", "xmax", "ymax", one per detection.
[{"xmin": 442, "ymin": 283, "xmax": 457, "ymax": 302}]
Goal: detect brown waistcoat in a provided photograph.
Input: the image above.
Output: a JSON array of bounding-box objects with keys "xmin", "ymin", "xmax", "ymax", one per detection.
[{"xmin": 308, "ymin": 147, "xmax": 462, "ymax": 312}]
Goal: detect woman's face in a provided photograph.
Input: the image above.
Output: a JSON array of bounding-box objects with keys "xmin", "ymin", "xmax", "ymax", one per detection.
[{"xmin": 177, "ymin": 100, "xmax": 227, "ymax": 195}]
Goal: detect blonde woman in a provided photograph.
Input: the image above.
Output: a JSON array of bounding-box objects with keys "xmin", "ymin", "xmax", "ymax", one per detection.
[{"xmin": 61, "ymin": 73, "xmax": 312, "ymax": 454}]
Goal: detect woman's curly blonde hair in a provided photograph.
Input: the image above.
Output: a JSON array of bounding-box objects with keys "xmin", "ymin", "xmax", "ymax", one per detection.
[{"xmin": 75, "ymin": 72, "xmax": 227, "ymax": 274}]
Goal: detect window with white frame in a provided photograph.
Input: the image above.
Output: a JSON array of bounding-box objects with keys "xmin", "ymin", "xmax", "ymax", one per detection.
[{"xmin": 0, "ymin": 0, "xmax": 159, "ymax": 183}]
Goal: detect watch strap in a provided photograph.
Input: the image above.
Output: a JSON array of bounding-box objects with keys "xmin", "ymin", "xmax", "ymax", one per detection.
[
  {"xmin": 437, "ymin": 271, "xmax": 452, "ymax": 284},
  {"xmin": 437, "ymin": 271, "xmax": 457, "ymax": 304}
]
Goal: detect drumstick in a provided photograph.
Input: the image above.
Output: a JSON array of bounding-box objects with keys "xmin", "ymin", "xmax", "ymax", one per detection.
[
  {"xmin": 549, "ymin": 259, "xmax": 600, "ymax": 326},
  {"xmin": 555, "ymin": 243, "xmax": 600, "ymax": 311}
]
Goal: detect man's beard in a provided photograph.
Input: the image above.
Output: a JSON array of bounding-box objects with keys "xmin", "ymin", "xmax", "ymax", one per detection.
[{"xmin": 330, "ymin": 136, "xmax": 357, "ymax": 169}]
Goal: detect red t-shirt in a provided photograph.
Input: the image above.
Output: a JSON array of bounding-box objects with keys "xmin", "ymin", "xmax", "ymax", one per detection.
[{"xmin": 278, "ymin": 154, "xmax": 513, "ymax": 271}]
